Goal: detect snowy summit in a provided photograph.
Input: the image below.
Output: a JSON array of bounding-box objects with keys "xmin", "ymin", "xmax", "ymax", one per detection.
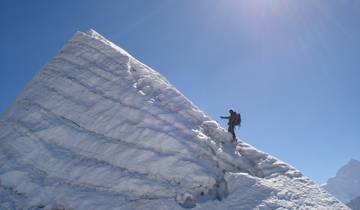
[{"xmin": 0, "ymin": 30, "xmax": 348, "ymax": 210}]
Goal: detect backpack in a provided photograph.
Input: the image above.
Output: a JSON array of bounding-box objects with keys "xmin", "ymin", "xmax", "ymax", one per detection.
[{"xmin": 233, "ymin": 112, "xmax": 241, "ymax": 126}]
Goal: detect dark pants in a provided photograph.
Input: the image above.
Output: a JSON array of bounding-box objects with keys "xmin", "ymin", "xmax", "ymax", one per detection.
[{"xmin": 228, "ymin": 123, "xmax": 236, "ymax": 139}]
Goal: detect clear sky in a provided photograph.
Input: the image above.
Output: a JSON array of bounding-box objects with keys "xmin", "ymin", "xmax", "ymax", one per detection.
[{"xmin": 1, "ymin": 0, "xmax": 359, "ymax": 184}]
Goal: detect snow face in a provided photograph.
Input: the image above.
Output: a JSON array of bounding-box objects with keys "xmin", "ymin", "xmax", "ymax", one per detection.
[
  {"xmin": 0, "ymin": 29, "xmax": 349, "ymax": 210},
  {"xmin": 323, "ymin": 159, "xmax": 360, "ymax": 204}
]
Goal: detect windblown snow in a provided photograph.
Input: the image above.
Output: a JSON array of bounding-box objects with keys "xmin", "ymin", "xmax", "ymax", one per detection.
[{"xmin": 0, "ymin": 30, "xmax": 348, "ymax": 210}]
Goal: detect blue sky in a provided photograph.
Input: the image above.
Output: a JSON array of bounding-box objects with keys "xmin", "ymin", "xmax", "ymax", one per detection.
[{"xmin": 1, "ymin": 0, "xmax": 359, "ymax": 184}]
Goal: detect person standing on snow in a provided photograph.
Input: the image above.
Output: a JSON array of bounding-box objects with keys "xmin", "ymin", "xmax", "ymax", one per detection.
[{"xmin": 220, "ymin": 109, "xmax": 241, "ymax": 141}]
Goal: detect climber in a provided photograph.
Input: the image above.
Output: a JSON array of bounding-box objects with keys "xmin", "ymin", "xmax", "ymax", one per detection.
[{"xmin": 220, "ymin": 109, "xmax": 241, "ymax": 141}]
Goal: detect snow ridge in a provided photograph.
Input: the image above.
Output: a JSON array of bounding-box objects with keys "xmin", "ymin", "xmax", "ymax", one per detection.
[{"xmin": 0, "ymin": 30, "xmax": 348, "ymax": 210}]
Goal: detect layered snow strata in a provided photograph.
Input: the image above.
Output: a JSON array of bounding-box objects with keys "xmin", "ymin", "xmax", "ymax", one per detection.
[{"xmin": 0, "ymin": 29, "xmax": 349, "ymax": 210}]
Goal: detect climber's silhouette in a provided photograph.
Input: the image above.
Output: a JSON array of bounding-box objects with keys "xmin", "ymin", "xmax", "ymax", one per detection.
[{"xmin": 220, "ymin": 109, "xmax": 241, "ymax": 141}]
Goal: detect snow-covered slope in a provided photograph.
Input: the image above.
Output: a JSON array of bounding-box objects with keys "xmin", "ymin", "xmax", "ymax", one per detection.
[
  {"xmin": 323, "ymin": 159, "xmax": 360, "ymax": 204},
  {"xmin": 0, "ymin": 30, "xmax": 348, "ymax": 210}
]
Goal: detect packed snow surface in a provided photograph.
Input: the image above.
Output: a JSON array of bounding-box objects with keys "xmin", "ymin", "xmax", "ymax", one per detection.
[
  {"xmin": 0, "ymin": 30, "xmax": 348, "ymax": 210},
  {"xmin": 323, "ymin": 159, "xmax": 360, "ymax": 204}
]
